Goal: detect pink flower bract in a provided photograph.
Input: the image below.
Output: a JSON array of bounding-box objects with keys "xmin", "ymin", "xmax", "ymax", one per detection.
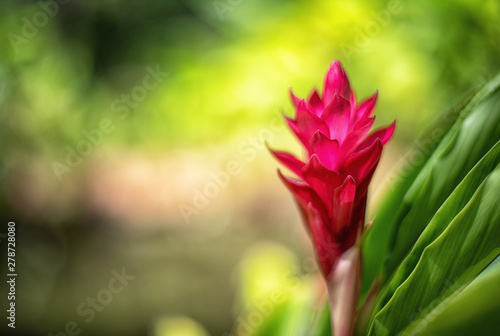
[{"xmin": 270, "ymin": 60, "xmax": 395, "ymax": 279}]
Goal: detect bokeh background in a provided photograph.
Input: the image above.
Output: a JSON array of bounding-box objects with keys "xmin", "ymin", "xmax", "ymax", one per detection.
[{"xmin": 0, "ymin": 0, "xmax": 499, "ymax": 335}]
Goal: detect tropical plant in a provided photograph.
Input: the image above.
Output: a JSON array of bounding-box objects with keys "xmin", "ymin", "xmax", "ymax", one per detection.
[{"xmin": 237, "ymin": 62, "xmax": 500, "ymax": 336}]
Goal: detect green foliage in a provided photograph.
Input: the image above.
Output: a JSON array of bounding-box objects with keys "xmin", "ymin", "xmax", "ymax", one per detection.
[
  {"xmin": 371, "ymin": 137, "xmax": 500, "ymax": 310},
  {"xmin": 362, "ymin": 72, "xmax": 500, "ymax": 293},
  {"xmin": 383, "ymin": 75, "xmax": 500, "ymax": 278},
  {"xmin": 361, "ymin": 85, "xmax": 473, "ymax": 295},
  {"xmin": 362, "ymin": 74, "xmax": 500, "ymax": 335},
  {"xmin": 410, "ymin": 257, "xmax": 500, "ymax": 336},
  {"xmin": 368, "ymin": 151, "xmax": 500, "ymax": 335}
]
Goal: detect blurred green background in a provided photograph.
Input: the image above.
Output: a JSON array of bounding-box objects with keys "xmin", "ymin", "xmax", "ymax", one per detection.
[{"xmin": 0, "ymin": 0, "xmax": 499, "ymax": 335}]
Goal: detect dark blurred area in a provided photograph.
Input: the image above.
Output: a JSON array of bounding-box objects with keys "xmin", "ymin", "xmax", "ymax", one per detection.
[{"xmin": 0, "ymin": 0, "xmax": 499, "ymax": 335}]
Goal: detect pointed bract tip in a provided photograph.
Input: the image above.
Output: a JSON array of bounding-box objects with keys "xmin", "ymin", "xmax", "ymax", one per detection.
[
  {"xmin": 331, "ymin": 60, "xmax": 343, "ymax": 68},
  {"xmin": 289, "ymin": 88, "xmax": 301, "ymax": 107}
]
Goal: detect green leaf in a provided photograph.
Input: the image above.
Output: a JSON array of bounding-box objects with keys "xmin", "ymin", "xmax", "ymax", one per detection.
[
  {"xmin": 369, "ymin": 139, "xmax": 500, "ymax": 325},
  {"xmin": 308, "ymin": 299, "xmax": 332, "ymax": 336},
  {"xmin": 235, "ymin": 278, "xmax": 321, "ymax": 336},
  {"xmin": 367, "ymin": 164, "xmax": 500, "ymax": 335},
  {"xmin": 383, "ymin": 74, "xmax": 500, "ymax": 280},
  {"xmin": 410, "ymin": 257, "xmax": 500, "ymax": 336},
  {"xmin": 361, "ymin": 80, "xmax": 484, "ymax": 295}
]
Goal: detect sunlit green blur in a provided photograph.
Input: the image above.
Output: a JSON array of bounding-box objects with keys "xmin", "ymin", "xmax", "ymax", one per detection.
[{"xmin": 0, "ymin": 0, "xmax": 499, "ymax": 335}]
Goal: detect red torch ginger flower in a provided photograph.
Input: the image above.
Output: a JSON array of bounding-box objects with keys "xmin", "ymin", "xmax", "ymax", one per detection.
[{"xmin": 269, "ymin": 60, "xmax": 395, "ymax": 336}]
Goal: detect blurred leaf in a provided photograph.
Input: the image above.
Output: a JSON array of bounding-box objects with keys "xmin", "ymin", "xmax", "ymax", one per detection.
[
  {"xmin": 367, "ymin": 163, "xmax": 500, "ymax": 335},
  {"xmin": 235, "ymin": 301, "xmax": 290, "ymax": 336},
  {"xmin": 383, "ymin": 73, "xmax": 500, "ymax": 279},
  {"xmin": 411, "ymin": 256, "xmax": 500, "ymax": 336},
  {"xmin": 154, "ymin": 316, "xmax": 210, "ymax": 336},
  {"xmin": 232, "ymin": 242, "xmax": 319, "ymax": 336},
  {"xmin": 232, "ymin": 277, "xmax": 318, "ymax": 336},
  {"xmin": 361, "ymin": 85, "xmax": 473, "ymax": 295},
  {"xmin": 308, "ymin": 299, "xmax": 331, "ymax": 336},
  {"xmin": 367, "ymin": 138, "xmax": 500, "ymax": 332},
  {"xmin": 236, "ymin": 242, "xmax": 298, "ymax": 307},
  {"xmin": 361, "ymin": 74, "xmax": 500, "ymax": 335}
]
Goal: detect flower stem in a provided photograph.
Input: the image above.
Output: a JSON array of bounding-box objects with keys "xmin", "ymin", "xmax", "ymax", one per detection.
[{"xmin": 327, "ymin": 244, "xmax": 362, "ymax": 336}]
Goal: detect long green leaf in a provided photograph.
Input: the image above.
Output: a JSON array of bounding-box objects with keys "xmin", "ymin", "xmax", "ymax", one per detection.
[
  {"xmin": 383, "ymin": 74, "xmax": 500, "ymax": 279},
  {"xmin": 409, "ymin": 257, "xmax": 500, "ymax": 336},
  {"xmin": 361, "ymin": 91, "xmax": 468, "ymax": 294},
  {"xmin": 367, "ymin": 165, "xmax": 500, "ymax": 335},
  {"xmin": 361, "ymin": 74, "xmax": 500, "ymax": 295},
  {"xmin": 368, "ymin": 139, "xmax": 500, "ymax": 328}
]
